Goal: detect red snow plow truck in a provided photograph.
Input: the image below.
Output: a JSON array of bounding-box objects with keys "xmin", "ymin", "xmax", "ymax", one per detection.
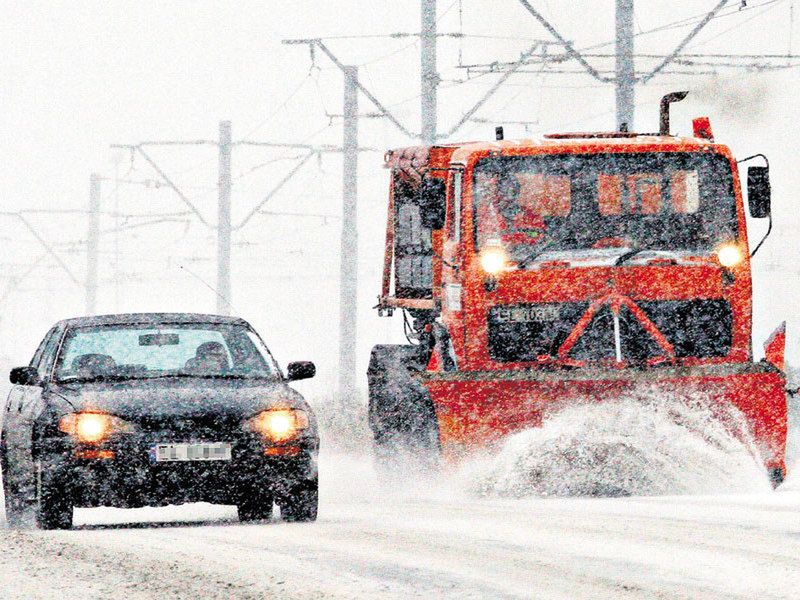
[{"xmin": 367, "ymin": 92, "xmax": 788, "ymax": 486}]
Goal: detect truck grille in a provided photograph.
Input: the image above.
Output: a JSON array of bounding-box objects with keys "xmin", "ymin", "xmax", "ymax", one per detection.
[
  {"xmin": 488, "ymin": 302, "xmax": 588, "ymax": 362},
  {"xmin": 487, "ymin": 299, "xmax": 732, "ymax": 363}
]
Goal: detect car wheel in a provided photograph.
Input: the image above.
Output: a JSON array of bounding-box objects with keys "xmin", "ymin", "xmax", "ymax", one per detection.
[
  {"xmin": 237, "ymin": 488, "xmax": 274, "ymax": 522},
  {"xmin": 278, "ymin": 477, "xmax": 318, "ymax": 522},
  {"xmin": 2, "ymin": 464, "xmax": 28, "ymax": 529},
  {"xmin": 34, "ymin": 462, "xmax": 73, "ymax": 530}
]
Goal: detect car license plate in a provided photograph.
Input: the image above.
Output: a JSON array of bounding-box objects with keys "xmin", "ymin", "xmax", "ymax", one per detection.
[{"xmin": 151, "ymin": 442, "xmax": 232, "ymax": 462}]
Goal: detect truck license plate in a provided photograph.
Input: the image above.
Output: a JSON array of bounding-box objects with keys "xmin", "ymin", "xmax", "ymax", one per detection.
[{"xmin": 151, "ymin": 442, "xmax": 232, "ymax": 462}]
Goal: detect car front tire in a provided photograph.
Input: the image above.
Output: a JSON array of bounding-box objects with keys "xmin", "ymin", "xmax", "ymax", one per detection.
[
  {"xmin": 2, "ymin": 471, "xmax": 28, "ymax": 529},
  {"xmin": 35, "ymin": 462, "xmax": 73, "ymax": 530}
]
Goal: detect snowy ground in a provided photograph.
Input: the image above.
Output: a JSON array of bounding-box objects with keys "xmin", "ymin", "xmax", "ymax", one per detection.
[
  {"xmin": 0, "ymin": 451, "xmax": 798, "ymax": 600},
  {"xmin": 2, "ymin": 396, "xmax": 799, "ymax": 599}
]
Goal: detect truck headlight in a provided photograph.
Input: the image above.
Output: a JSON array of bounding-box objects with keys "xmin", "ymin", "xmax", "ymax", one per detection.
[
  {"xmin": 480, "ymin": 245, "xmax": 508, "ymax": 274},
  {"xmin": 716, "ymin": 243, "xmax": 743, "ymax": 268},
  {"xmin": 58, "ymin": 412, "xmax": 134, "ymax": 444},
  {"xmin": 246, "ymin": 409, "xmax": 309, "ymax": 442}
]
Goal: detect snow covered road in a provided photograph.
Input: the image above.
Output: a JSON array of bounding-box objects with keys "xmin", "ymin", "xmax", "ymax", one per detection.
[{"xmin": 2, "ymin": 453, "xmax": 800, "ymax": 600}]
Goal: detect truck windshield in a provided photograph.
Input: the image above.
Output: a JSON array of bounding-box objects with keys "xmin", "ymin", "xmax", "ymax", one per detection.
[
  {"xmin": 54, "ymin": 323, "xmax": 280, "ymax": 382},
  {"xmin": 473, "ymin": 152, "xmax": 738, "ymax": 264}
]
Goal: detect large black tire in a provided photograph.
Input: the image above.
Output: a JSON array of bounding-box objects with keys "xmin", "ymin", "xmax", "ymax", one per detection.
[
  {"xmin": 367, "ymin": 344, "xmax": 440, "ymax": 477},
  {"xmin": 35, "ymin": 463, "xmax": 73, "ymax": 530},
  {"xmin": 769, "ymin": 467, "xmax": 786, "ymax": 489},
  {"xmin": 237, "ymin": 488, "xmax": 274, "ymax": 522},
  {"xmin": 278, "ymin": 477, "xmax": 318, "ymax": 523}
]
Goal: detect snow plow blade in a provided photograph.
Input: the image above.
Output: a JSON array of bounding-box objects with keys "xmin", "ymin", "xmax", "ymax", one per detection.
[{"xmin": 420, "ymin": 362, "xmax": 787, "ymax": 475}]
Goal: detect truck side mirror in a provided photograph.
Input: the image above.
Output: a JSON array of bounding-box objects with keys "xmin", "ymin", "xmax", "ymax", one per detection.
[
  {"xmin": 747, "ymin": 166, "xmax": 771, "ymax": 218},
  {"xmin": 418, "ymin": 177, "xmax": 446, "ymax": 230},
  {"xmin": 10, "ymin": 366, "xmax": 40, "ymax": 386}
]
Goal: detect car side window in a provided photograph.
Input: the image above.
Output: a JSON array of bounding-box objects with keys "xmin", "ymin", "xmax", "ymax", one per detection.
[
  {"xmin": 29, "ymin": 327, "xmax": 58, "ymax": 370},
  {"xmin": 29, "ymin": 326, "xmax": 62, "ymax": 380},
  {"xmin": 38, "ymin": 327, "xmax": 64, "ymax": 379}
]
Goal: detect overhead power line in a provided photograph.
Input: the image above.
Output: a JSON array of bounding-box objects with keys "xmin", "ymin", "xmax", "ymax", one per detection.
[
  {"xmin": 642, "ymin": 0, "xmax": 730, "ymax": 82},
  {"xmin": 459, "ymin": 0, "xmax": 797, "ymax": 129}
]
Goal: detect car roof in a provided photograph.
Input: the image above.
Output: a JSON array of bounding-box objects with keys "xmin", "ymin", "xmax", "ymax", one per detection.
[{"xmin": 56, "ymin": 313, "xmax": 249, "ymax": 329}]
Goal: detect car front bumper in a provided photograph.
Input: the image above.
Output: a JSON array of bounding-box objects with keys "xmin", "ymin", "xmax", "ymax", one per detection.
[{"xmin": 39, "ymin": 433, "xmax": 318, "ymax": 508}]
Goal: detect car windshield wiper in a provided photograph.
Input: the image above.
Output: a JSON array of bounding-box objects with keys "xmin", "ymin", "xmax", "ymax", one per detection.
[
  {"xmin": 58, "ymin": 372, "xmax": 268, "ymax": 384},
  {"xmin": 57, "ymin": 374, "xmax": 137, "ymax": 384},
  {"xmin": 184, "ymin": 373, "xmax": 253, "ymax": 379},
  {"xmin": 149, "ymin": 372, "xmax": 268, "ymax": 380}
]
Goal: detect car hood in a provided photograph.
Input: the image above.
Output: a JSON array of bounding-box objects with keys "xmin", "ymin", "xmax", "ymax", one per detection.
[{"xmin": 46, "ymin": 377, "xmax": 312, "ymax": 422}]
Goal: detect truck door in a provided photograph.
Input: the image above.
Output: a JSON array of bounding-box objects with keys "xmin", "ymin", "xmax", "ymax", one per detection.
[{"xmin": 441, "ymin": 170, "xmax": 465, "ymax": 363}]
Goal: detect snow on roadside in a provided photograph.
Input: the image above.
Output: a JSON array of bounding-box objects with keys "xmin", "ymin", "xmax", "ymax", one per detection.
[{"xmin": 463, "ymin": 393, "xmax": 772, "ymax": 498}]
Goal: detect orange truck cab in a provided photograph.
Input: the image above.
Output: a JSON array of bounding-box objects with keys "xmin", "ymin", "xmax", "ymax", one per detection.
[{"xmin": 367, "ymin": 92, "xmax": 788, "ymax": 484}]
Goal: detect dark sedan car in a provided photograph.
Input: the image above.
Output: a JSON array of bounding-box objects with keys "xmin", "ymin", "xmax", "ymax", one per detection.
[{"xmin": 1, "ymin": 313, "xmax": 319, "ymax": 529}]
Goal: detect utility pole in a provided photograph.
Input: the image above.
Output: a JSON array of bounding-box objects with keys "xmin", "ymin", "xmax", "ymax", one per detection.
[
  {"xmin": 86, "ymin": 173, "xmax": 101, "ymax": 314},
  {"xmin": 339, "ymin": 66, "xmax": 359, "ymax": 404},
  {"xmin": 420, "ymin": 0, "xmax": 438, "ymax": 144},
  {"xmin": 217, "ymin": 120, "xmax": 233, "ymax": 314},
  {"xmin": 112, "ymin": 132, "xmax": 355, "ymax": 315},
  {"xmin": 615, "ymin": 0, "xmax": 635, "ymax": 130}
]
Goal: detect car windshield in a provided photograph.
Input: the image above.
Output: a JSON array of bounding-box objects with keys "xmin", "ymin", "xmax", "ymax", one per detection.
[
  {"xmin": 473, "ymin": 152, "xmax": 738, "ymax": 265},
  {"xmin": 54, "ymin": 322, "xmax": 280, "ymax": 382}
]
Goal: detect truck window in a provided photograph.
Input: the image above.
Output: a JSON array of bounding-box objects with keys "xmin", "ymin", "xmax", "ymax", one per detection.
[
  {"xmin": 393, "ymin": 174, "xmax": 433, "ymax": 298},
  {"xmin": 473, "ymin": 152, "xmax": 736, "ymax": 264},
  {"xmin": 598, "ymin": 170, "xmax": 700, "ymax": 216},
  {"xmin": 517, "ymin": 173, "xmax": 571, "ymax": 216}
]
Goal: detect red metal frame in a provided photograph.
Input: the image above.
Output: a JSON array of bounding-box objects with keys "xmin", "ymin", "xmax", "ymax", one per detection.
[{"xmin": 554, "ymin": 289, "xmax": 676, "ymax": 367}]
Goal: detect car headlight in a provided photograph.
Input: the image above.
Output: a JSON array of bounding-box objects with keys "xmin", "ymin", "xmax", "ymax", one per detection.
[
  {"xmin": 58, "ymin": 412, "xmax": 134, "ymax": 444},
  {"xmin": 246, "ymin": 409, "xmax": 309, "ymax": 442}
]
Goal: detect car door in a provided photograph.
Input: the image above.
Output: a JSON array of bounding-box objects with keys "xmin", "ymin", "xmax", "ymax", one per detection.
[{"xmin": 4, "ymin": 325, "xmax": 61, "ymax": 494}]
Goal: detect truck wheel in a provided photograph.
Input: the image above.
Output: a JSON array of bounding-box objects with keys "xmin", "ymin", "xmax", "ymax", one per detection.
[
  {"xmin": 374, "ymin": 426, "xmax": 440, "ymax": 475},
  {"xmin": 769, "ymin": 467, "xmax": 785, "ymax": 488},
  {"xmin": 278, "ymin": 477, "xmax": 318, "ymax": 522},
  {"xmin": 34, "ymin": 463, "xmax": 72, "ymax": 530},
  {"xmin": 237, "ymin": 488, "xmax": 274, "ymax": 522},
  {"xmin": 368, "ymin": 344, "xmax": 440, "ymax": 478}
]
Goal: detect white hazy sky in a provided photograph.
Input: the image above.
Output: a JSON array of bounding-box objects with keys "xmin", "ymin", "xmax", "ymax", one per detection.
[{"xmin": 1, "ymin": 0, "xmax": 799, "ymax": 393}]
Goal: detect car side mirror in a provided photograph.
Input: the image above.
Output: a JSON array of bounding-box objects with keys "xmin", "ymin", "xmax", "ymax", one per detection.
[
  {"xmin": 10, "ymin": 366, "xmax": 41, "ymax": 386},
  {"xmin": 418, "ymin": 177, "xmax": 446, "ymax": 230},
  {"xmin": 286, "ymin": 361, "xmax": 316, "ymax": 382},
  {"xmin": 747, "ymin": 165, "xmax": 771, "ymax": 218}
]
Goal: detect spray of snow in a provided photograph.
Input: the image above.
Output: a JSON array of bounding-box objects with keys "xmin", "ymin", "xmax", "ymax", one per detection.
[
  {"xmin": 463, "ymin": 392, "xmax": 772, "ymax": 498},
  {"xmin": 778, "ymin": 394, "xmax": 800, "ymax": 491}
]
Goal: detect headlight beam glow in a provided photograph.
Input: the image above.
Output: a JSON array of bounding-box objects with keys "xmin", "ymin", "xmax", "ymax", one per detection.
[
  {"xmin": 58, "ymin": 412, "xmax": 132, "ymax": 444},
  {"xmin": 248, "ymin": 409, "xmax": 309, "ymax": 443},
  {"xmin": 717, "ymin": 244, "xmax": 743, "ymax": 268},
  {"xmin": 480, "ymin": 246, "xmax": 508, "ymax": 274}
]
